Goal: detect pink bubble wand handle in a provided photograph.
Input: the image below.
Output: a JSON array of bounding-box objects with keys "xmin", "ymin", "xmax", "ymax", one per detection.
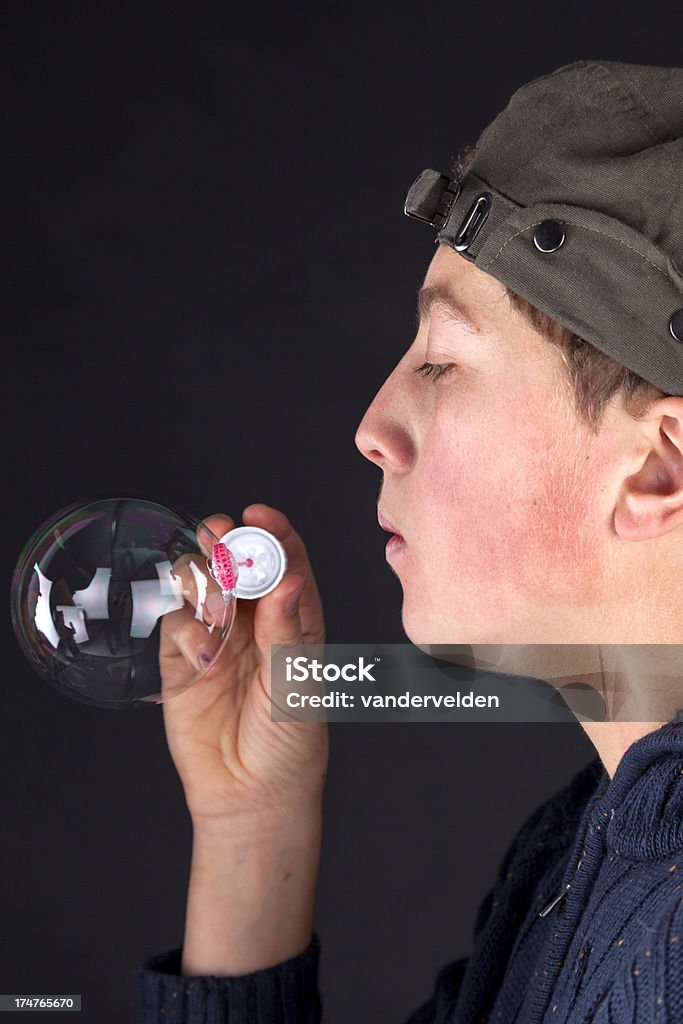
[{"xmin": 207, "ymin": 542, "xmax": 239, "ymax": 596}]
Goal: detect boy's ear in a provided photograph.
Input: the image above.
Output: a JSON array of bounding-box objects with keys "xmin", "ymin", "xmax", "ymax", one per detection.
[{"xmin": 614, "ymin": 400, "xmax": 683, "ymax": 542}]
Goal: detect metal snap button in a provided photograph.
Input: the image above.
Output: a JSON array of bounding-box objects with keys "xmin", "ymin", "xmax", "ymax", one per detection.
[
  {"xmin": 533, "ymin": 220, "xmax": 566, "ymax": 253},
  {"xmin": 670, "ymin": 309, "xmax": 683, "ymax": 343},
  {"xmin": 453, "ymin": 192, "xmax": 492, "ymax": 253}
]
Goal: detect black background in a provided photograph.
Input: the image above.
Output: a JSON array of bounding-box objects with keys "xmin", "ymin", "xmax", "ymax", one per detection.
[{"xmin": 2, "ymin": 4, "xmax": 680, "ymax": 1022}]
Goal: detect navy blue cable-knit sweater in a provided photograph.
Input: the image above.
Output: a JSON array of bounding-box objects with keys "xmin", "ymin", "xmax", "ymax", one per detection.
[{"xmin": 136, "ymin": 713, "xmax": 683, "ymax": 1023}]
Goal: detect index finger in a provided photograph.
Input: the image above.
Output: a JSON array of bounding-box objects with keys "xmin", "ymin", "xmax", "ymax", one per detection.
[{"xmin": 242, "ymin": 503, "xmax": 324, "ymax": 643}]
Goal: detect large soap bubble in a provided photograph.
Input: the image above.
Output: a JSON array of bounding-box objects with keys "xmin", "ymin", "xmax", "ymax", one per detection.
[{"xmin": 10, "ymin": 497, "xmax": 287, "ymax": 710}]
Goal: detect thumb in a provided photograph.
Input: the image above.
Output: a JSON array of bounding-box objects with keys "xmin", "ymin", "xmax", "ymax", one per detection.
[
  {"xmin": 253, "ymin": 572, "xmax": 306, "ymax": 655},
  {"xmin": 252, "ymin": 573, "xmax": 316, "ymax": 721}
]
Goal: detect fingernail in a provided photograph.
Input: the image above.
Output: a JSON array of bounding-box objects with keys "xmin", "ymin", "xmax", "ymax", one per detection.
[
  {"xmin": 199, "ymin": 649, "xmax": 215, "ymax": 669},
  {"xmin": 284, "ymin": 585, "xmax": 304, "ymax": 617}
]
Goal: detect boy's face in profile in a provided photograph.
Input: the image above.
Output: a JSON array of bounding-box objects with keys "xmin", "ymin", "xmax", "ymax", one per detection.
[{"xmin": 355, "ymin": 242, "xmax": 631, "ymax": 646}]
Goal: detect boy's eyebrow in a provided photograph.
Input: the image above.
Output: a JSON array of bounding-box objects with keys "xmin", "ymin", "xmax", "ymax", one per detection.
[{"xmin": 416, "ymin": 283, "xmax": 482, "ymax": 336}]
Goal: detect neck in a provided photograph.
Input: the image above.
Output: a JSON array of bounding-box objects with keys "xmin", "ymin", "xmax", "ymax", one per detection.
[
  {"xmin": 577, "ymin": 720, "xmax": 667, "ymax": 778},
  {"xmin": 459, "ymin": 644, "xmax": 682, "ymax": 724},
  {"xmin": 437, "ymin": 644, "xmax": 680, "ymax": 775}
]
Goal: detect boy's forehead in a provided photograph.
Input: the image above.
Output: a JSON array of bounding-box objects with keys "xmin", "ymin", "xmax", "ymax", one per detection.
[
  {"xmin": 420, "ymin": 244, "xmax": 561, "ymax": 367},
  {"xmin": 422, "ymin": 243, "xmax": 510, "ymax": 322}
]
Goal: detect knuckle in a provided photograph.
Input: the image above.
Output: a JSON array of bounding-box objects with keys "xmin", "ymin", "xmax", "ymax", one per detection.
[
  {"xmin": 176, "ymin": 619, "xmax": 209, "ymax": 654},
  {"xmin": 171, "ymin": 552, "xmax": 194, "ymax": 572}
]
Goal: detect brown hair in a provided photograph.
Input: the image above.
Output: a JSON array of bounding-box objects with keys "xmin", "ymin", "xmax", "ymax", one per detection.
[{"xmin": 449, "ymin": 146, "xmax": 666, "ymax": 434}]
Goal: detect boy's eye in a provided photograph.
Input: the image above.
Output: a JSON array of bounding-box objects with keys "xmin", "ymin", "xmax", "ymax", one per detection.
[{"xmin": 413, "ymin": 361, "xmax": 456, "ymax": 382}]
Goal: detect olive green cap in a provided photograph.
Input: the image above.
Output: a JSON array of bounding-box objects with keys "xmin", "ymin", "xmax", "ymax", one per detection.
[{"xmin": 404, "ymin": 59, "xmax": 683, "ymax": 395}]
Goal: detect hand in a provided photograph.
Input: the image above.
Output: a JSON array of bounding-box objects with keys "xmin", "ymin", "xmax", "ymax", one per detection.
[{"xmin": 158, "ymin": 503, "xmax": 328, "ymax": 830}]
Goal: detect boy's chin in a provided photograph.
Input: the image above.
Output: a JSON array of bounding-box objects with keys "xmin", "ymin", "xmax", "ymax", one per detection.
[{"xmin": 401, "ymin": 608, "xmax": 471, "ymax": 648}]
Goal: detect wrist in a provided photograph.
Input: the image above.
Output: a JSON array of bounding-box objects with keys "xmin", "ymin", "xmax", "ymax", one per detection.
[
  {"xmin": 181, "ymin": 804, "xmax": 322, "ymax": 976},
  {"xmin": 190, "ymin": 795, "xmax": 323, "ymax": 844}
]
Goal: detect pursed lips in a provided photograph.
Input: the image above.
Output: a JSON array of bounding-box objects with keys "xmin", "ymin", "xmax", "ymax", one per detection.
[{"xmin": 377, "ymin": 507, "xmax": 404, "ymax": 541}]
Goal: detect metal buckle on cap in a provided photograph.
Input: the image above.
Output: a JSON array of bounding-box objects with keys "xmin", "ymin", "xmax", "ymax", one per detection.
[
  {"xmin": 453, "ymin": 192, "xmax": 492, "ymax": 252},
  {"xmin": 404, "ymin": 169, "xmax": 462, "ymax": 230}
]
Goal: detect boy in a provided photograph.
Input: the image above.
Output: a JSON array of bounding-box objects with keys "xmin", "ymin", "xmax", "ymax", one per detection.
[{"xmin": 137, "ymin": 59, "xmax": 683, "ymax": 1023}]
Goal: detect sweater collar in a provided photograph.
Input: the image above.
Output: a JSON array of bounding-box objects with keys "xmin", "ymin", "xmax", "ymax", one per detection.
[{"xmin": 595, "ymin": 708, "xmax": 683, "ymax": 859}]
